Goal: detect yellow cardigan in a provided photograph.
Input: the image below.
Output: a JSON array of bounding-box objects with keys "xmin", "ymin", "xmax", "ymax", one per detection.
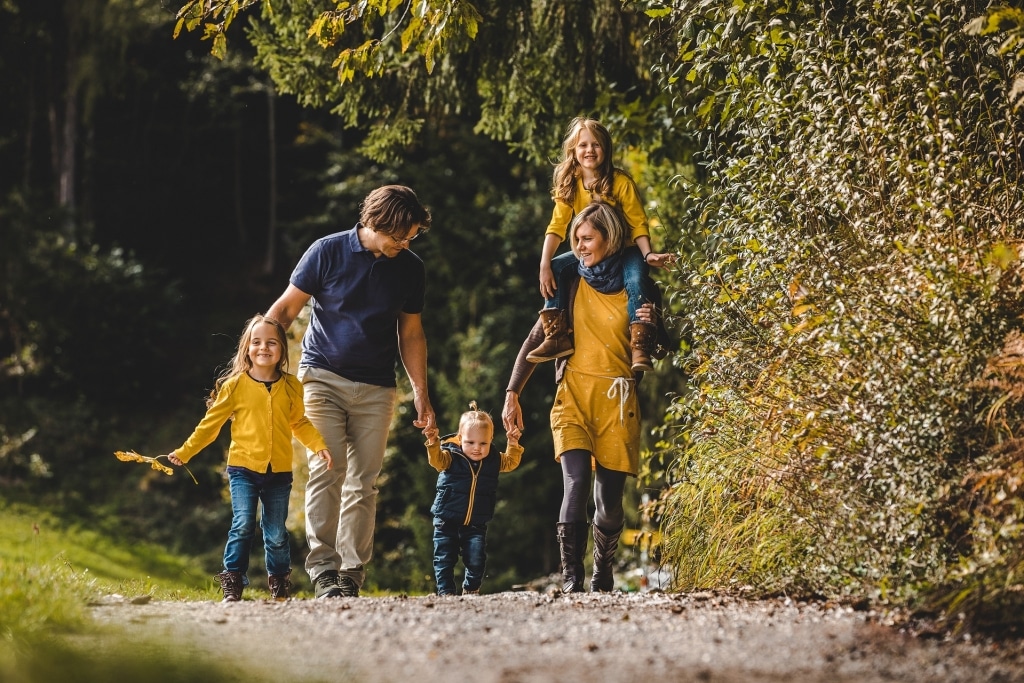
[
  {"xmin": 175, "ymin": 372, "xmax": 326, "ymax": 474},
  {"xmin": 544, "ymin": 171, "xmax": 659, "ymax": 242}
]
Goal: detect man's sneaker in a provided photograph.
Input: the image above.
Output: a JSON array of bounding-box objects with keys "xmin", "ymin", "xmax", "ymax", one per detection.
[
  {"xmin": 314, "ymin": 570, "xmax": 344, "ymax": 599},
  {"xmin": 337, "ymin": 575, "xmax": 360, "ymax": 598}
]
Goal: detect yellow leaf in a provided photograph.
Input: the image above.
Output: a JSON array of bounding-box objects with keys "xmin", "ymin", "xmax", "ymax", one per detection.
[
  {"xmin": 212, "ymin": 33, "xmax": 227, "ymax": 60},
  {"xmin": 307, "ymin": 13, "xmax": 327, "ymax": 40},
  {"xmin": 401, "ymin": 17, "xmax": 421, "ymax": 52},
  {"xmin": 464, "ymin": 15, "xmax": 478, "ymax": 39},
  {"xmin": 986, "ymin": 242, "xmax": 1018, "ymax": 270},
  {"xmin": 792, "ymin": 303, "xmax": 814, "ymax": 316}
]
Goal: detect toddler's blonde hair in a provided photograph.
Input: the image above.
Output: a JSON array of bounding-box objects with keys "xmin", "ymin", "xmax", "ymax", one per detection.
[{"xmin": 458, "ymin": 401, "xmax": 494, "ymax": 437}]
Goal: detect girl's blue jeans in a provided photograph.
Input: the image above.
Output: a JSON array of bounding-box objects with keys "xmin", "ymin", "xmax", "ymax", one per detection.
[
  {"xmin": 224, "ymin": 466, "xmax": 294, "ymax": 582},
  {"xmin": 546, "ymin": 246, "xmax": 652, "ymax": 322},
  {"xmin": 432, "ymin": 517, "xmax": 487, "ymax": 595}
]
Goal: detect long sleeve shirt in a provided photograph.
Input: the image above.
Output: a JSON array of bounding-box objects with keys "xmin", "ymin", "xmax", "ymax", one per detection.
[{"xmin": 175, "ymin": 372, "xmax": 326, "ymax": 474}]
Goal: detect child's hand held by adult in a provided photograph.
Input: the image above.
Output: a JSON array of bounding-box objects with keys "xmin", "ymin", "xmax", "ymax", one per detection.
[
  {"xmin": 506, "ymin": 425, "xmax": 522, "ymax": 446},
  {"xmin": 502, "ymin": 391, "xmax": 525, "ymax": 433},
  {"xmin": 412, "ymin": 403, "xmax": 436, "ymax": 431}
]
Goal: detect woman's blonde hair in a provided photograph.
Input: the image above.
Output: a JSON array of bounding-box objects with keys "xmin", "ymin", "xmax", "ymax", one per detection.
[
  {"xmin": 551, "ymin": 117, "xmax": 617, "ymax": 205},
  {"xmin": 569, "ymin": 201, "xmax": 630, "ymax": 260},
  {"xmin": 458, "ymin": 401, "xmax": 494, "ymax": 437},
  {"xmin": 207, "ymin": 314, "xmax": 288, "ymax": 407}
]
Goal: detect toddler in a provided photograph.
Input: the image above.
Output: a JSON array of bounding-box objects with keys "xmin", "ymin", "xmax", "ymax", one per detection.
[{"xmin": 424, "ymin": 402, "xmax": 523, "ymax": 595}]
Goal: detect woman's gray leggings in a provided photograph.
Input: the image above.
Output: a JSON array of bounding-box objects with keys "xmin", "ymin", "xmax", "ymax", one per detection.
[{"xmin": 559, "ymin": 449, "xmax": 627, "ymax": 530}]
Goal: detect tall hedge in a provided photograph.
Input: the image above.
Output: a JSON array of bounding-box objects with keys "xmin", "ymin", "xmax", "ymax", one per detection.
[{"xmin": 653, "ymin": 0, "xmax": 1024, "ymax": 626}]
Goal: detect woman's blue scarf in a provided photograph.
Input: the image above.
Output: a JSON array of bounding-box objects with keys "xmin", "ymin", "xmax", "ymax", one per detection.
[{"xmin": 578, "ymin": 250, "xmax": 625, "ymax": 294}]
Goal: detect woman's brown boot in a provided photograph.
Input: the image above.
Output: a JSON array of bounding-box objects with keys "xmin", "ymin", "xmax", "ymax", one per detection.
[
  {"xmin": 556, "ymin": 522, "xmax": 586, "ymax": 593},
  {"xmin": 629, "ymin": 322, "xmax": 657, "ymax": 372},
  {"xmin": 590, "ymin": 524, "xmax": 623, "ymax": 592},
  {"xmin": 526, "ymin": 310, "xmax": 574, "ymax": 363}
]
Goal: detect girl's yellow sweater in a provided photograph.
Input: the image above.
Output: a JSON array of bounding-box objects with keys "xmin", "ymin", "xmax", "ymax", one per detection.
[
  {"xmin": 175, "ymin": 372, "xmax": 326, "ymax": 473},
  {"xmin": 545, "ymin": 171, "xmax": 658, "ymax": 242}
]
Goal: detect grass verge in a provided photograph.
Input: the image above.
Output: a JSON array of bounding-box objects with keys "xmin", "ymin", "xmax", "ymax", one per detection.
[{"xmin": 0, "ymin": 500, "xmax": 255, "ymax": 682}]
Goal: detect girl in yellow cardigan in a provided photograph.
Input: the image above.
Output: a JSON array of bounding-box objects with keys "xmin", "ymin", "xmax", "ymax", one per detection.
[{"xmin": 165, "ymin": 314, "xmax": 332, "ymax": 602}]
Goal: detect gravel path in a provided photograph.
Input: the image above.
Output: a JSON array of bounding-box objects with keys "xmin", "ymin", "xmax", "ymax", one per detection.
[{"xmin": 88, "ymin": 591, "xmax": 1024, "ymax": 683}]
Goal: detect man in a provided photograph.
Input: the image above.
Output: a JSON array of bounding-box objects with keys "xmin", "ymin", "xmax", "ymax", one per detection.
[{"xmin": 266, "ymin": 185, "xmax": 435, "ymax": 598}]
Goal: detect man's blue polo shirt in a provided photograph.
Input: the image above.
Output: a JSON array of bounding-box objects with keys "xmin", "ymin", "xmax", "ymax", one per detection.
[{"xmin": 289, "ymin": 225, "xmax": 425, "ymax": 387}]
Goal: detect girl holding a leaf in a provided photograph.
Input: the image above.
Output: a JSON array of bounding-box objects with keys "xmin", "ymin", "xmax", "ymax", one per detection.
[{"xmin": 164, "ymin": 314, "xmax": 332, "ymax": 601}]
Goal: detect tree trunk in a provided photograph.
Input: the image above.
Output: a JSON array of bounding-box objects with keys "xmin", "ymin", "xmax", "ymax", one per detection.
[
  {"xmin": 57, "ymin": 7, "xmax": 80, "ymax": 239},
  {"xmin": 23, "ymin": 78, "xmax": 35, "ymax": 191},
  {"xmin": 233, "ymin": 114, "xmax": 247, "ymax": 247},
  {"xmin": 262, "ymin": 84, "xmax": 277, "ymax": 275}
]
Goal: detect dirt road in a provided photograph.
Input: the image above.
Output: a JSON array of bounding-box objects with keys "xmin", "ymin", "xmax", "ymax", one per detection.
[{"xmin": 88, "ymin": 591, "xmax": 1024, "ymax": 683}]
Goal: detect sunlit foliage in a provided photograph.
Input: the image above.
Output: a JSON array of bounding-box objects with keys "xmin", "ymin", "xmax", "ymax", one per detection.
[{"xmin": 648, "ymin": 0, "xmax": 1024, "ymax": 625}]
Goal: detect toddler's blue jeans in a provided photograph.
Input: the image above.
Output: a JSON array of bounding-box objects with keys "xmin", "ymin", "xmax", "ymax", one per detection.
[{"xmin": 432, "ymin": 517, "xmax": 487, "ymax": 595}]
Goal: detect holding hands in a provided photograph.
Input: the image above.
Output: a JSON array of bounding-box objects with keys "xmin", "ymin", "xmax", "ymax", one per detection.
[
  {"xmin": 506, "ymin": 424, "xmax": 522, "ymax": 447},
  {"xmin": 502, "ymin": 391, "xmax": 524, "ymax": 435},
  {"xmin": 412, "ymin": 393, "xmax": 438, "ymax": 444}
]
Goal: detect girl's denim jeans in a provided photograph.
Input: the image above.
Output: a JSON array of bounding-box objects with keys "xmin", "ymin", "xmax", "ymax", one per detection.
[
  {"xmin": 432, "ymin": 517, "xmax": 487, "ymax": 595},
  {"xmin": 224, "ymin": 466, "xmax": 294, "ymax": 582},
  {"xmin": 546, "ymin": 245, "xmax": 651, "ymax": 322}
]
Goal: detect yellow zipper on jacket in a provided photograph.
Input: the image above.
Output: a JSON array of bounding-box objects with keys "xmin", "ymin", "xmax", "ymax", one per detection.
[{"xmin": 462, "ymin": 453, "xmax": 480, "ymax": 526}]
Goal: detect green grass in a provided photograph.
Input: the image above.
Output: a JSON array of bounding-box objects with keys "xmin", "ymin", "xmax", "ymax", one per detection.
[
  {"xmin": 0, "ymin": 500, "xmax": 213, "ymax": 599},
  {"xmin": 0, "ymin": 500, "xmax": 258, "ymax": 683}
]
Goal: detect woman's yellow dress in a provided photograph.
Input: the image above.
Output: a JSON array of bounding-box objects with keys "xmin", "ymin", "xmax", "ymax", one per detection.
[{"xmin": 549, "ymin": 279, "xmax": 641, "ymax": 475}]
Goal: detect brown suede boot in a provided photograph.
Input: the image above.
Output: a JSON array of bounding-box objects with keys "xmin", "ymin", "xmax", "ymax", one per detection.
[
  {"xmin": 215, "ymin": 570, "xmax": 244, "ymax": 602},
  {"xmin": 590, "ymin": 524, "xmax": 623, "ymax": 592},
  {"xmin": 268, "ymin": 573, "xmax": 291, "ymax": 600},
  {"xmin": 526, "ymin": 309, "xmax": 574, "ymax": 363},
  {"xmin": 629, "ymin": 322, "xmax": 657, "ymax": 372},
  {"xmin": 556, "ymin": 522, "xmax": 586, "ymax": 593}
]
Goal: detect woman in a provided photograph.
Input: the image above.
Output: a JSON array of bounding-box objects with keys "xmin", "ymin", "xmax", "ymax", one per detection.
[{"xmin": 502, "ymin": 200, "xmax": 660, "ymax": 593}]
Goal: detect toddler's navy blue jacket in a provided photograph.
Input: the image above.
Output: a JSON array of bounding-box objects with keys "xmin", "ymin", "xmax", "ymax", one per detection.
[{"xmin": 427, "ymin": 434, "xmax": 523, "ymax": 526}]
